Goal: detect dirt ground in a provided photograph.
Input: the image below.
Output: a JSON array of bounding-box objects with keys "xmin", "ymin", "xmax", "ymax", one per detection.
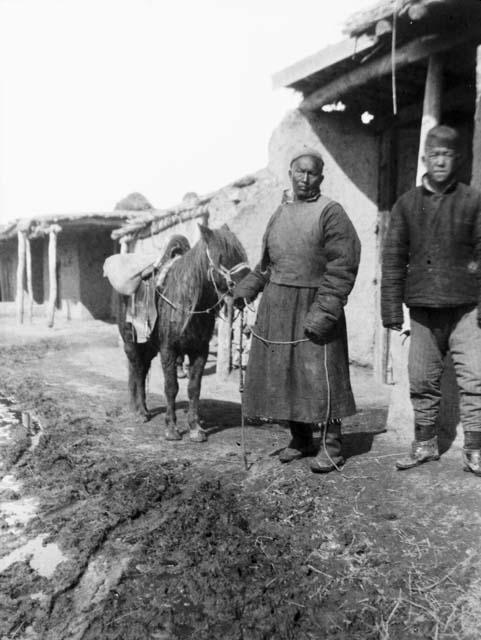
[{"xmin": 0, "ymin": 316, "xmax": 480, "ymax": 640}]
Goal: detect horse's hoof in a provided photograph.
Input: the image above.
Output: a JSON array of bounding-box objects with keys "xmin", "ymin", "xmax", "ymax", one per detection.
[
  {"xmin": 165, "ymin": 428, "xmax": 182, "ymax": 441},
  {"xmin": 189, "ymin": 429, "xmax": 207, "ymax": 443}
]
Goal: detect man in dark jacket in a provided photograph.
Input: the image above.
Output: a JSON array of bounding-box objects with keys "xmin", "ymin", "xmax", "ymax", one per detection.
[
  {"xmin": 233, "ymin": 147, "xmax": 360, "ymax": 473},
  {"xmin": 381, "ymin": 125, "xmax": 481, "ymax": 475}
]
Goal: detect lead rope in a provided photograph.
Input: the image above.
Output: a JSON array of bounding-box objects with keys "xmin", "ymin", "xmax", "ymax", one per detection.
[
  {"xmin": 239, "ymin": 308, "xmax": 249, "ymax": 470},
  {"xmin": 320, "ymin": 343, "xmax": 344, "ymax": 473},
  {"xmin": 391, "ymin": 0, "xmax": 399, "ymax": 115}
]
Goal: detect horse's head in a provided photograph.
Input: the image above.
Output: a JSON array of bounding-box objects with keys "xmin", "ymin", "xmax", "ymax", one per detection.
[{"xmin": 198, "ymin": 223, "xmax": 250, "ymax": 292}]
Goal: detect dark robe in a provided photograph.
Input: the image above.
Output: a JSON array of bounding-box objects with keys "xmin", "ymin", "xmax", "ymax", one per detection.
[{"xmin": 236, "ymin": 195, "xmax": 361, "ymax": 423}]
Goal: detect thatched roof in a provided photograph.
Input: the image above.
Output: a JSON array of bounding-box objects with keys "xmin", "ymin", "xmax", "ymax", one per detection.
[
  {"xmin": 111, "ymin": 175, "xmax": 258, "ymax": 242},
  {"xmin": 344, "ymin": 0, "xmax": 480, "ymax": 38},
  {"xmin": 0, "ymin": 211, "xmax": 131, "ymax": 242},
  {"xmin": 112, "ymin": 202, "xmax": 211, "ymax": 242},
  {"xmin": 114, "ymin": 192, "xmax": 153, "ymax": 212},
  {"xmin": 0, "ymin": 192, "xmax": 154, "ymax": 242}
]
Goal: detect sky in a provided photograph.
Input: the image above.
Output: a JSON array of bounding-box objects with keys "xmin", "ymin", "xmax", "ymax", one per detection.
[{"xmin": 0, "ymin": 0, "xmax": 374, "ymax": 223}]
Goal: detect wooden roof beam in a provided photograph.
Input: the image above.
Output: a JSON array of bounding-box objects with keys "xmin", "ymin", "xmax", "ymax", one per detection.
[
  {"xmin": 344, "ymin": 0, "xmax": 457, "ymax": 37},
  {"xmin": 272, "ymin": 35, "xmax": 375, "ymax": 90},
  {"xmin": 300, "ymin": 29, "xmax": 481, "ymax": 113}
]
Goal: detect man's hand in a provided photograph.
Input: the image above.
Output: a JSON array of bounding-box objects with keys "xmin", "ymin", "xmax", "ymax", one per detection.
[
  {"xmin": 233, "ymin": 296, "xmax": 246, "ymax": 310},
  {"xmin": 304, "ymin": 328, "xmax": 320, "ymax": 343}
]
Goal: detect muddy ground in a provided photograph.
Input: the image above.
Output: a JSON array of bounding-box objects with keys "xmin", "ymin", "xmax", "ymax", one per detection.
[{"xmin": 0, "ymin": 316, "xmax": 480, "ymax": 640}]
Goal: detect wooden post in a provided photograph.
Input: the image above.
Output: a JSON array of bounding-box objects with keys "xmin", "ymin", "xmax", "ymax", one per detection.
[
  {"xmin": 374, "ymin": 127, "xmax": 398, "ymax": 383},
  {"xmin": 47, "ymin": 224, "xmax": 61, "ymax": 328},
  {"xmin": 471, "ymin": 45, "xmax": 481, "ymax": 190},
  {"xmin": 16, "ymin": 230, "xmax": 26, "ymax": 324},
  {"xmin": 216, "ymin": 296, "xmax": 233, "ymax": 380},
  {"xmin": 416, "ymin": 54, "xmax": 443, "ymax": 185},
  {"xmin": 387, "ymin": 54, "xmax": 442, "ymax": 431},
  {"xmin": 25, "ymin": 236, "xmax": 33, "ymax": 322}
]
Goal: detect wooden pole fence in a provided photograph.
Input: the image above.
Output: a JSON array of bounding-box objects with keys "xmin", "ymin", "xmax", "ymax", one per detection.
[
  {"xmin": 25, "ymin": 236, "xmax": 33, "ymax": 322},
  {"xmin": 47, "ymin": 224, "xmax": 61, "ymax": 328},
  {"xmin": 16, "ymin": 230, "xmax": 26, "ymax": 324}
]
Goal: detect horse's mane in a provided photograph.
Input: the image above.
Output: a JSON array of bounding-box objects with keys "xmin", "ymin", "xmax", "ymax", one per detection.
[{"xmin": 165, "ymin": 240, "xmax": 209, "ymax": 310}]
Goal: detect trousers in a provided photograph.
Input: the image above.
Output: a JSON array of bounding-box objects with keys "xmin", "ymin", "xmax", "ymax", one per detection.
[{"xmin": 408, "ymin": 305, "xmax": 481, "ymax": 432}]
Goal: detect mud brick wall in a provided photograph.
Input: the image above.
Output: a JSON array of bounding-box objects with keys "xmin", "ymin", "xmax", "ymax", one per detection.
[
  {"xmin": 268, "ymin": 109, "xmax": 379, "ymax": 366},
  {"xmin": 208, "ymin": 109, "xmax": 379, "ymax": 366}
]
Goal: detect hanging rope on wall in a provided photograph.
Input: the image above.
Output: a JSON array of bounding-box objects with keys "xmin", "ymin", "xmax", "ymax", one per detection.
[{"xmin": 391, "ymin": 0, "xmax": 399, "ymax": 115}]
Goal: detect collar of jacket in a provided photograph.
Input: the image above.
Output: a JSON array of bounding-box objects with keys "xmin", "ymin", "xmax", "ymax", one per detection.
[
  {"xmin": 281, "ymin": 189, "xmax": 321, "ymax": 204},
  {"xmin": 421, "ymin": 174, "xmax": 458, "ymax": 195}
]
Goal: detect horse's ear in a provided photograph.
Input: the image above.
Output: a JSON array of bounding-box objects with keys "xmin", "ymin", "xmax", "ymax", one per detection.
[
  {"xmin": 220, "ymin": 223, "xmax": 231, "ymax": 232},
  {"xmin": 198, "ymin": 223, "xmax": 213, "ymax": 241}
]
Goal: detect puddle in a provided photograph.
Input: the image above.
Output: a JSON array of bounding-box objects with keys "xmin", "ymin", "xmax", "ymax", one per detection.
[
  {"xmin": 0, "ymin": 395, "xmax": 42, "ymax": 454},
  {"xmin": 0, "ymin": 473, "xmax": 19, "ymax": 491},
  {"xmin": 0, "ymin": 398, "xmax": 20, "ymax": 446},
  {"xmin": 0, "ymin": 533, "xmax": 66, "ymax": 578},
  {"xmin": 1, "ymin": 493, "xmax": 38, "ymax": 527},
  {"xmin": 0, "ymin": 395, "xmax": 65, "ymax": 580}
]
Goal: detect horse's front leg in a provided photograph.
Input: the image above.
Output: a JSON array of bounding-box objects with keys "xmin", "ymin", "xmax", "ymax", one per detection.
[
  {"xmin": 187, "ymin": 347, "xmax": 209, "ymax": 443},
  {"xmin": 123, "ymin": 341, "xmax": 152, "ymax": 419},
  {"xmin": 161, "ymin": 348, "xmax": 182, "ymax": 440}
]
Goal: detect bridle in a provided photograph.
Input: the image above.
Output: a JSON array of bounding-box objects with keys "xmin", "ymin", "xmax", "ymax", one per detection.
[
  {"xmin": 205, "ymin": 247, "xmax": 250, "ymax": 294},
  {"xmin": 156, "ymin": 247, "xmax": 249, "ymax": 316}
]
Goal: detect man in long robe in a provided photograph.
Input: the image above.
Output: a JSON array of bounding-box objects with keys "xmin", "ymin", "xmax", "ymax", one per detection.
[{"xmin": 233, "ymin": 148, "xmax": 361, "ymax": 473}]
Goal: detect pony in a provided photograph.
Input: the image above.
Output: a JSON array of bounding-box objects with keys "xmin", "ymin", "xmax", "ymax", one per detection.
[
  {"xmin": 119, "ymin": 225, "xmax": 250, "ymax": 442},
  {"xmin": 118, "ymin": 234, "xmax": 191, "ymax": 417},
  {"xmin": 157, "ymin": 224, "xmax": 249, "ymax": 442}
]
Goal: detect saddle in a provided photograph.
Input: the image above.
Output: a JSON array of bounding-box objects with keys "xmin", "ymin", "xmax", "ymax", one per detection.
[{"xmin": 103, "ymin": 234, "xmax": 190, "ymax": 343}]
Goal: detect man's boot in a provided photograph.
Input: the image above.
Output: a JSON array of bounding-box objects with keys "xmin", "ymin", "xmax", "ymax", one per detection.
[
  {"xmin": 395, "ymin": 436, "xmax": 440, "ymax": 470},
  {"xmin": 310, "ymin": 419, "xmax": 344, "ymax": 473},
  {"xmin": 279, "ymin": 422, "xmax": 316, "ymax": 463},
  {"xmin": 463, "ymin": 431, "xmax": 481, "ymax": 476},
  {"xmin": 463, "ymin": 449, "xmax": 481, "ymax": 476}
]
